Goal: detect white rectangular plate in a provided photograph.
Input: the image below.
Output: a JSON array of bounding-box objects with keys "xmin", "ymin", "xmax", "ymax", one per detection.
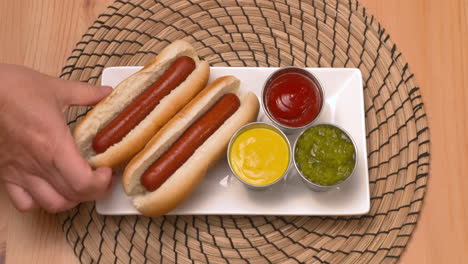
[{"xmin": 97, "ymin": 67, "xmax": 369, "ymax": 215}]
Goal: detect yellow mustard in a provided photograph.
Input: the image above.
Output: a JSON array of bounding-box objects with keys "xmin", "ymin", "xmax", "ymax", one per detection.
[{"xmin": 229, "ymin": 128, "xmax": 289, "ymax": 186}]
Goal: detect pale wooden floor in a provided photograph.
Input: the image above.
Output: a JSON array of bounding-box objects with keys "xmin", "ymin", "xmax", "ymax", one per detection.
[{"xmin": 0, "ymin": 0, "xmax": 467, "ymax": 263}]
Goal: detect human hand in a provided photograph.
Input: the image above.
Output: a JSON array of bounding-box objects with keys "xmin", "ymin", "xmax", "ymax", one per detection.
[{"xmin": 0, "ymin": 64, "xmax": 115, "ymax": 213}]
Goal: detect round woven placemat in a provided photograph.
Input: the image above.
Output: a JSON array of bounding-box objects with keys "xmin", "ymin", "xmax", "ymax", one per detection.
[{"xmin": 59, "ymin": 0, "xmax": 430, "ymax": 263}]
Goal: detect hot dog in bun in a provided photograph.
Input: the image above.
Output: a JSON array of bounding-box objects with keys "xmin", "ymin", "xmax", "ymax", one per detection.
[
  {"xmin": 123, "ymin": 76, "xmax": 259, "ymax": 217},
  {"xmin": 73, "ymin": 40, "xmax": 210, "ymax": 168}
]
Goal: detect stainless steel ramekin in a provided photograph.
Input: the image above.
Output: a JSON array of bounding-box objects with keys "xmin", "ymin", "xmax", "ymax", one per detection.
[
  {"xmin": 227, "ymin": 122, "xmax": 292, "ymax": 190},
  {"xmin": 261, "ymin": 67, "xmax": 325, "ymax": 134},
  {"xmin": 292, "ymin": 123, "xmax": 358, "ymax": 192}
]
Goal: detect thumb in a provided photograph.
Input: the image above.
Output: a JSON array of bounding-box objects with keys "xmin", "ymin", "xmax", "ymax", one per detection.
[{"xmin": 59, "ymin": 81, "xmax": 112, "ymax": 106}]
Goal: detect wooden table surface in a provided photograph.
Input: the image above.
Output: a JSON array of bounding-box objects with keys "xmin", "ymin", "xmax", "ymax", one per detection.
[{"xmin": 0, "ymin": 0, "xmax": 467, "ymax": 263}]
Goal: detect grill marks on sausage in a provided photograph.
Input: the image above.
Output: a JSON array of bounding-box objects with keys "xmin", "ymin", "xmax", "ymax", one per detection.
[
  {"xmin": 92, "ymin": 56, "xmax": 196, "ymax": 153},
  {"xmin": 141, "ymin": 93, "xmax": 241, "ymax": 191}
]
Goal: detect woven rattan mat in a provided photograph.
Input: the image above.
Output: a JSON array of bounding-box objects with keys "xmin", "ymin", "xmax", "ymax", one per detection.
[{"xmin": 59, "ymin": 0, "xmax": 430, "ymax": 263}]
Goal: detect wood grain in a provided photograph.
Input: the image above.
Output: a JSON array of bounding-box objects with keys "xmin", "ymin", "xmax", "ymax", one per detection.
[
  {"xmin": 361, "ymin": 2, "xmax": 468, "ymax": 263},
  {"xmin": 0, "ymin": 0, "xmax": 466, "ymax": 263},
  {"xmin": 0, "ymin": 1, "xmax": 111, "ymax": 263},
  {"xmin": 0, "ymin": 185, "xmax": 6, "ymax": 264}
]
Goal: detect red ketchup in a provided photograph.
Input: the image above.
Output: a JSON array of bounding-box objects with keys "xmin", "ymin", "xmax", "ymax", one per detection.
[{"xmin": 265, "ymin": 71, "xmax": 323, "ymax": 127}]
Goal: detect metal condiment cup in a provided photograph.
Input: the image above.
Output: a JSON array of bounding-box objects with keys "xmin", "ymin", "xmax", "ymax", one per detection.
[
  {"xmin": 227, "ymin": 122, "xmax": 292, "ymax": 190},
  {"xmin": 292, "ymin": 123, "xmax": 358, "ymax": 192},
  {"xmin": 261, "ymin": 67, "xmax": 325, "ymax": 134}
]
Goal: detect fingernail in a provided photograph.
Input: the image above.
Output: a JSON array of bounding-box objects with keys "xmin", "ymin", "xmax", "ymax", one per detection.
[{"xmin": 100, "ymin": 86, "xmax": 113, "ymax": 96}]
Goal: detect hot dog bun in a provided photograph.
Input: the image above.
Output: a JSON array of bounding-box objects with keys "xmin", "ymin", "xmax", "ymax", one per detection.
[
  {"xmin": 73, "ymin": 40, "xmax": 210, "ymax": 168},
  {"xmin": 123, "ymin": 76, "xmax": 259, "ymax": 217}
]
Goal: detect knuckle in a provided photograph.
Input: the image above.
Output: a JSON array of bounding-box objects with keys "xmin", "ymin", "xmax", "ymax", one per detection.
[
  {"xmin": 16, "ymin": 202, "xmax": 33, "ymax": 212},
  {"xmin": 79, "ymin": 83, "xmax": 96, "ymax": 97},
  {"xmin": 64, "ymin": 202, "xmax": 79, "ymax": 211},
  {"xmin": 46, "ymin": 200, "xmax": 69, "ymax": 214},
  {"xmin": 32, "ymin": 130, "xmax": 56, "ymax": 158},
  {"xmin": 70, "ymin": 174, "xmax": 94, "ymax": 195}
]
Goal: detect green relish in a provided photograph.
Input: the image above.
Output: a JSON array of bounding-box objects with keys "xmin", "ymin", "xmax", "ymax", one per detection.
[{"xmin": 295, "ymin": 124, "xmax": 356, "ymax": 186}]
